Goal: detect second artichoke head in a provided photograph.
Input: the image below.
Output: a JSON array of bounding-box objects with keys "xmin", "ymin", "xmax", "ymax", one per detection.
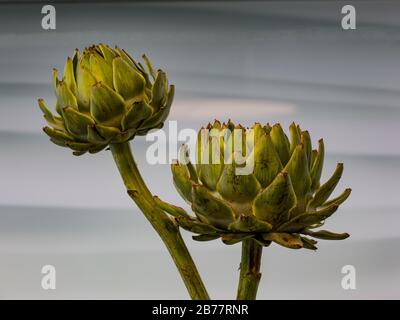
[
  {"xmin": 171, "ymin": 121, "xmax": 351, "ymax": 250},
  {"xmin": 39, "ymin": 44, "xmax": 174, "ymax": 155}
]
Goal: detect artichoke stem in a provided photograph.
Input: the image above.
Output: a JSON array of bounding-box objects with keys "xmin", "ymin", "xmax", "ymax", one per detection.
[
  {"xmin": 110, "ymin": 142, "xmax": 209, "ymax": 300},
  {"xmin": 236, "ymin": 239, "xmax": 263, "ymax": 300}
]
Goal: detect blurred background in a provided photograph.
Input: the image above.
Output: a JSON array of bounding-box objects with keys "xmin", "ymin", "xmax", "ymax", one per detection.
[{"xmin": 0, "ymin": 1, "xmax": 399, "ymax": 299}]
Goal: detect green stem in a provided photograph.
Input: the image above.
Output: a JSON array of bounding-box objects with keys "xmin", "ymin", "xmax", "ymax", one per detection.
[
  {"xmin": 236, "ymin": 239, "xmax": 263, "ymax": 300},
  {"xmin": 110, "ymin": 142, "xmax": 209, "ymax": 300}
]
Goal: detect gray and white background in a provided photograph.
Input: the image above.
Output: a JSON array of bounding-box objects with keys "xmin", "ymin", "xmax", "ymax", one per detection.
[{"xmin": 0, "ymin": 1, "xmax": 399, "ymax": 299}]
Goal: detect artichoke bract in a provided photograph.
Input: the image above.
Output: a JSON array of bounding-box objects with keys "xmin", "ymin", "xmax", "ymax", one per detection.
[
  {"xmin": 39, "ymin": 44, "xmax": 174, "ymax": 155},
  {"xmin": 171, "ymin": 120, "xmax": 351, "ymax": 250}
]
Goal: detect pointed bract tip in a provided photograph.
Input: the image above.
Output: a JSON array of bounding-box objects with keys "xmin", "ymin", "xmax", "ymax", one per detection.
[{"xmin": 279, "ymin": 170, "xmax": 289, "ymax": 177}]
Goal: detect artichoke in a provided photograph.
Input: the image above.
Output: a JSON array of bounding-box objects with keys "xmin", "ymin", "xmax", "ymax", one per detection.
[
  {"xmin": 38, "ymin": 44, "xmax": 174, "ymax": 155},
  {"xmin": 170, "ymin": 120, "xmax": 351, "ymax": 250}
]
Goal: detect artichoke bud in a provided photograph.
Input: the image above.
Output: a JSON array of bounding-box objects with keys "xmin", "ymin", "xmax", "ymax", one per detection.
[
  {"xmin": 39, "ymin": 44, "xmax": 174, "ymax": 155},
  {"xmin": 171, "ymin": 120, "xmax": 351, "ymax": 250}
]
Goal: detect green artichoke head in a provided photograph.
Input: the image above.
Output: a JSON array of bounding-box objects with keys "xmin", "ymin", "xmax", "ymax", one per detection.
[
  {"xmin": 171, "ymin": 120, "xmax": 351, "ymax": 250},
  {"xmin": 39, "ymin": 44, "xmax": 174, "ymax": 155}
]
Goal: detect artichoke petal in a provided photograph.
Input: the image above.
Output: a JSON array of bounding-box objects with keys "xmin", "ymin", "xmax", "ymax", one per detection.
[
  {"xmin": 171, "ymin": 161, "xmax": 193, "ymax": 203},
  {"xmin": 76, "ymin": 64, "xmax": 97, "ymax": 112},
  {"xmin": 72, "ymin": 151, "xmax": 86, "ymax": 156},
  {"xmin": 192, "ymin": 184, "xmax": 235, "ymax": 229},
  {"xmin": 198, "ymin": 132, "xmax": 224, "ymax": 191},
  {"xmin": 63, "ymin": 56, "xmax": 77, "ymax": 95},
  {"xmin": 263, "ymin": 232, "xmax": 303, "ymax": 249},
  {"xmin": 94, "ymin": 124, "xmax": 120, "ymax": 140},
  {"xmin": 112, "ymin": 56, "xmax": 146, "ymax": 100},
  {"xmin": 142, "ymin": 54, "xmax": 156, "ymax": 79},
  {"xmin": 38, "ymin": 98, "xmax": 54, "ymax": 121},
  {"xmin": 98, "ymin": 43, "xmax": 117, "ymax": 63},
  {"xmin": 253, "ymin": 171, "xmax": 297, "ymax": 225},
  {"xmin": 86, "ymin": 125, "xmax": 106, "ymax": 144},
  {"xmin": 301, "ymin": 130, "xmax": 312, "ymax": 167},
  {"xmin": 300, "ymin": 236, "xmax": 318, "ymax": 250},
  {"xmin": 289, "ymin": 122, "xmax": 301, "ymax": 155},
  {"xmin": 38, "ymin": 99, "xmax": 65, "ymax": 131},
  {"xmin": 110, "ymin": 128, "xmax": 136, "ymax": 143},
  {"xmin": 121, "ymin": 100, "xmax": 152, "ymax": 131},
  {"xmin": 310, "ymin": 139, "xmax": 325, "ymax": 190},
  {"xmin": 56, "ymin": 82, "xmax": 78, "ymax": 113},
  {"xmin": 303, "ymin": 229, "xmax": 349, "ymax": 240},
  {"xmin": 43, "ymin": 126, "xmax": 74, "ymax": 143},
  {"xmin": 310, "ymin": 149, "xmax": 318, "ymax": 170},
  {"xmin": 216, "ymin": 162, "xmax": 261, "ymax": 203},
  {"xmin": 90, "ymin": 82, "xmax": 125, "ymax": 127},
  {"xmin": 270, "ymin": 123, "xmax": 290, "ymax": 166},
  {"xmin": 114, "ymin": 47, "xmax": 137, "ymax": 69},
  {"xmin": 49, "ymin": 138, "xmax": 67, "ymax": 147},
  {"xmin": 309, "ymin": 163, "xmax": 344, "ymax": 208},
  {"xmin": 138, "ymin": 85, "xmax": 174, "ymax": 133},
  {"xmin": 62, "ymin": 106, "xmax": 94, "ymax": 139},
  {"xmin": 88, "ymin": 144, "xmax": 107, "ymax": 154},
  {"xmin": 228, "ymin": 214, "xmax": 272, "ymax": 233},
  {"xmin": 246, "ymin": 123, "xmax": 265, "ymax": 151},
  {"xmin": 284, "ymin": 144, "xmax": 312, "ymax": 212},
  {"xmin": 193, "ymin": 234, "xmax": 221, "ymax": 242},
  {"xmin": 116, "ymin": 48, "xmax": 153, "ymax": 89},
  {"xmin": 253, "ymin": 133, "xmax": 282, "ymax": 188},
  {"xmin": 320, "ymin": 188, "xmax": 352, "ymax": 208},
  {"xmin": 150, "ymin": 70, "xmax": 167, "ymax": 112},
  {"xmin": 52, "ymin": 68, "xmax": 60, "ymax": 94},
  {"xmin": 278, "ymin": 203, "xmax": 339, "ymax": 233},
  {"xmin": 178, "ymin": 144, "xmax": 199, "ymax": 183},
  {"xmin": 89, "ymin": 52, "xmax": 113, "ymax": 87},
  {"xmin": 65, "ymin": 141, "xmax": 91, "ymax": 152},
  {"xmin": 221, "ymin": 233, "xmax": 254, "ymax": 245}
]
